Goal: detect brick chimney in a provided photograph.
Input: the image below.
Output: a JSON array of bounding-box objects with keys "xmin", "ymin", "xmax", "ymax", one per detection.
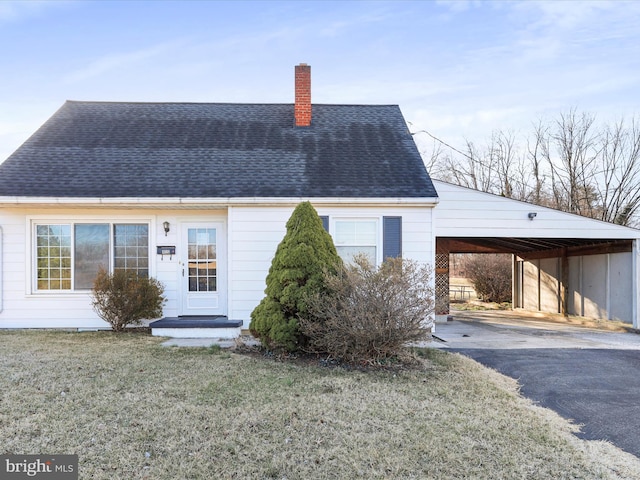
[{"xmin": 294, "ymin": 63, "xmax": 311, "ymax": 127}]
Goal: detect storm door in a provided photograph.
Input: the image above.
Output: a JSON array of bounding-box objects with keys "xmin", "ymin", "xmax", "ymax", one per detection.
[{"xmin": 179, "ymin": 223, "xmax": 226, "ymax": 316}]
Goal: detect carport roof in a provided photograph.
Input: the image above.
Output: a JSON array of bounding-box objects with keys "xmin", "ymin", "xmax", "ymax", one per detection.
[
  {"xmin": 433, "ymin": 180, "xmax": 640, "ymax": 257},
  {"xmin": 439, "ymin": 236, "xmax": 633, "ymax": 256}
]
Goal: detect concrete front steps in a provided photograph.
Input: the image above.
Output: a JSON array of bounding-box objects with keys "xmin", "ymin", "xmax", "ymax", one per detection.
[{"xmin": 149, "ymin": 316, "xmax": 243, "ymax": 339}]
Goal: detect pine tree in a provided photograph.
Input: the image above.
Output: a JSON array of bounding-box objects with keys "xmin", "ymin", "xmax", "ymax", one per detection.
[{"xmin": 249, "ymin": 201, "xmax": 341, "ymax": 351}]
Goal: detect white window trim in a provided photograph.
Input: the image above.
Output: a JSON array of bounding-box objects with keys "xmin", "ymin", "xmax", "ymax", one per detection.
[
  {"xmin": 27, "ymin": 216, "xmax": 156, "ymax": 296},
  {"xmin": 330, "ymin": 216, "xmax": 383, "ymax": 265}
]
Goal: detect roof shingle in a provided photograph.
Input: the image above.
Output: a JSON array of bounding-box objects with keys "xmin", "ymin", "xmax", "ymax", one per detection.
[{"xmin": 0, "ymin": 101, "xmax": 437, "ymax": 199}]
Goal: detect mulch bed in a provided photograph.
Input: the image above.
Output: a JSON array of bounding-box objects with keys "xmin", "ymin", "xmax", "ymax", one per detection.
[
  {"xmin": 116, "ymin": 328, "xmax": 427, "ymax": 372},
  {"xmin": 232, "ymin": 341, "xmax": 426, "ymax": 373}
]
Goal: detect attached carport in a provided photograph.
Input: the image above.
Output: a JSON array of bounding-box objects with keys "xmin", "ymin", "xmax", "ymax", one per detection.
[{"xmin": 432, "ymin": 180, "xmax": 640, "ymax": 327}]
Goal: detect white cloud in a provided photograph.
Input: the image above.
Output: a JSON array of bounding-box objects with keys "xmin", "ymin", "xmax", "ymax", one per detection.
[
  {"xmin": 63, "ymin": 40, "xmax": 189, "ymax": 84},
  {"xmin": 510, "ymin": 0, "xmax": 640, "ymax": 55},
  {"xmin": 515, "ymin": 0, "xmax": 617, "ymax": 31},
  {"xmin": 434, "ymin": 0, "xmax": 483, "ymax": 15},
  {"xmin": 410, "ymin": 106, "xmax": 524, "ymax": 135},
  {"xmin": 319, "ymin": 76, "xmax": 475, "ymax": 105},
  {"xmin": 0, "ymin": 0, "xmax": 71, "ymax": 23},
  {"xmin": 319, "ymin": 8, "xmax": 395, "ymax": 37}
]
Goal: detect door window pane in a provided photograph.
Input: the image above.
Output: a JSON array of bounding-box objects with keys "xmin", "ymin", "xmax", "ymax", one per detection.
[{"xmin": 187, "ymin": 228, "xmax": 217, "ymax": 292}]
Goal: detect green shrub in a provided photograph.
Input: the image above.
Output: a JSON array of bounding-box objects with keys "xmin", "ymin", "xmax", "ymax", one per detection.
[
  {"xmin": 299, "ymin": 255, "xmax": 434, "ymax": 363},
  {"xmin": 249, "ymin": 202, "xmax": 342, "ymax": 351},
  {"xmin": 92, "ymin": 267, "xmax": 165, "ymax": 332}
]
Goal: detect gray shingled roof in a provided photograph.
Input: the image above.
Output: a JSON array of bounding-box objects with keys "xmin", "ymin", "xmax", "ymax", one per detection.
[{"xmin": 0, "ymin": 101, "xmax": 437, "ymax": 199}]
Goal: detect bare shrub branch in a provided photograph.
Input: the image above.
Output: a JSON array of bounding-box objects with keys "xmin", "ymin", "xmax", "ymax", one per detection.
[
  {"xmin": 463, "ymin": 255, "xmax": 512, "ymax": 303},
  {"xmin": 92, "ymin": 267, "xmax": 165, "ymax": 332},
  {"xmin": 300, "ymin": 256, "xmax": 434, "ymax": 363}
]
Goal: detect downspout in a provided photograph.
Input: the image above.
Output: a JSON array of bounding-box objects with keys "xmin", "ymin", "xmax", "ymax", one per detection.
[
  {"xmin": 537, "ymin": 259, "xmax": 541, "ymax": 311},
  {"xmin": 561, "ymin": 250, "xmax": 569, "ymax": 316},
  {"xmin": 511, "ymin": 254, "xmax": 516, "ymax": 309},
  {"xmin": 579, "ymin": 256, "xmax": 584, "ymax": 316},
  {"xmin": 605, "ymin": 253, "xmax": 611, "ymax": 321}
]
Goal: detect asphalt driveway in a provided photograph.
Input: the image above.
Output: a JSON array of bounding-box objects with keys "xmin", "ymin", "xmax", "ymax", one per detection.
[{"xmin": 432, "ymin": 312, "xmax": 640, "ymax": 458}]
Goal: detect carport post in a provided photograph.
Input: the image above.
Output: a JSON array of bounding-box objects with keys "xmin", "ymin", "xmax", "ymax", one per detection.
[
  {"xmin": 435, "ymin": 243, "xmax": 450, "ymax": 323},
  {"xmin": 633, "ymin": 239, "xmax": 640, "ymax": 329},
  {"xmin": 561, "ymin": 251, "xmax": 569, "ymax": 316}
]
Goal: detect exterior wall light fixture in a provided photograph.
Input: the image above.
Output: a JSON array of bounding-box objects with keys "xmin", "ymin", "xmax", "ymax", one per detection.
[{"xmin": 163, "ymin": 221, "xmax": 170, "ymax": 236}]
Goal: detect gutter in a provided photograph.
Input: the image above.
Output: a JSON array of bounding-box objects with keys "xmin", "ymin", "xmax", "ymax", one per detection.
[{"xmin": 0, "ymin": 196, "xmax": 440, "ymax": 208}]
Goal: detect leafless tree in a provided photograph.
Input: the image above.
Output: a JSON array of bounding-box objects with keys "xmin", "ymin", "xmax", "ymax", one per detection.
[
  {"xmin": 526, "ymin": 120, "xmax": 550, "ymax": 206},
  {"xmin": 489, "ymin": 130, "xmax": 516, "ymax": 198},
  {"xmin": 426, "ymin": 138, "xmax": 495, "ymax": 192},
  {"xmin": 487, "ymin": 129, "xmax": 540, "ymax": 202},
  {"xmin": 459, "ymin": 140, "xmax": 496, "ymax": 192},
  {"xmin": 421, "ymin": 137, "xmax": 454, "ymax": 183},
  {"xmin": 422, "ymin": 109, "xmax": 640, "ymax": 226},
  {"xmin": 545, "ymin": 109, "xmax": 599, "ymax": 216},
  {"xmin": 596, "ymin": 117, "xmax": 640, "ymax": 226}
]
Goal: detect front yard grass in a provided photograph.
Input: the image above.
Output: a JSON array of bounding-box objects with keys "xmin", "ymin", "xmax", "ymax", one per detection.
[{"xmin": 1, "ymin": 331, "xmax": 639, "ymax": 479}]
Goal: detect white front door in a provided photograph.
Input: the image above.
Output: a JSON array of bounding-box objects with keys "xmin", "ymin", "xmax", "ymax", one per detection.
[{"xmin": 179, "ymin": 223, "xmax": 227, "ymax": 316}]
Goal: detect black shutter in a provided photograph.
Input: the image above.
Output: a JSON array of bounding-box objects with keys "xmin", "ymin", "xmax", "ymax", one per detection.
[
  {"xmin": 320, "ymin": 216, "xmax": 329, "ymax": 232},
  {"xmin": 383, "ymin": 216, "xmax": 402, "ymax": 259}
]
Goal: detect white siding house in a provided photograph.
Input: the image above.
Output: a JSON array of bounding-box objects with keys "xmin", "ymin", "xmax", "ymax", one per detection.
[
  {"xmin": 0, "ymin": 202, "xmax": 436, "ymax": 333},
  {"xmin": 2, "ymin": 64, "xmax": 640, "ymax": 335},
  {"xmin": 0, "ymin": 65, "xmax": 439, "ymax": 337}
]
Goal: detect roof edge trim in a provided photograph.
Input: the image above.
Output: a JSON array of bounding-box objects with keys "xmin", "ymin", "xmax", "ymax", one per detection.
[{"xmin": 0, "ymin": 196, "xmax": 439, "ymax": 208}]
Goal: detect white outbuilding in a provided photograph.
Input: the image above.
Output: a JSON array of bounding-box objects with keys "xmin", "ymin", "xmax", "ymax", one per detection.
[{"xmin": 433, "ymin": 180, "xmax": 640, "ymax": 327}]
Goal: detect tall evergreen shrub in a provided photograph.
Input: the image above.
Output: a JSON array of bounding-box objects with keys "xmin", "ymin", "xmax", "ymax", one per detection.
[{"xmin": 249, "ymin": 201, "xmax": 342, "ymax": 351}]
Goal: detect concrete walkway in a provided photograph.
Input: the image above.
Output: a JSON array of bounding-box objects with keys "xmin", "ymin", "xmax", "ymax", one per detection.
[
  {"xmin": 432, "ymin": 311, "xmax": 640, "ymax": 350},
  {"xmin": 161, "ymin": 335, "xmax": 260, "ymax": 348},
  {"xmin": 437, "ymin": 310, "xmax": 640, "ymax": 458}
]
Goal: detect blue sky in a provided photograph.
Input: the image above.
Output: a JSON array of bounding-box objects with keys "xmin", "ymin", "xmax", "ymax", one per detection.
[{"xmin": 1, "ymin": 0, "xmax": 639, "ymax": 163}]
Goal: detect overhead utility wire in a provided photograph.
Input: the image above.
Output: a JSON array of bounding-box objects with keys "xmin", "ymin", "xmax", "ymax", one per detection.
[{"xmin": 407, "ymin": 122, "xmax": 475, "ymax": 163}]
